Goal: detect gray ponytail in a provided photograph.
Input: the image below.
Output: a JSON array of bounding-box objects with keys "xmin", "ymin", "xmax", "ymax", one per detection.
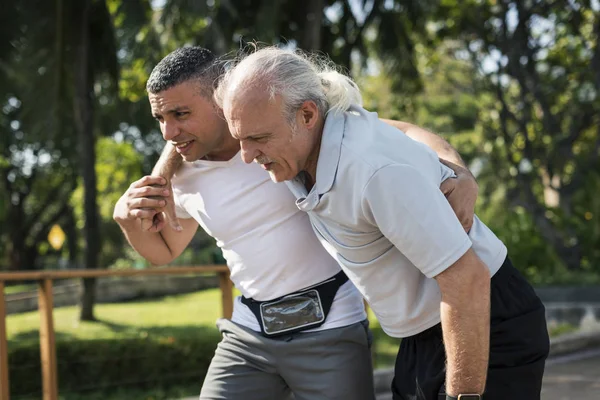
[
  {"xmin": 214, "ymin": 47, "xmax": 363, "ymax": 123},
  {"xmin": 318, "ymin": 70, "xmax": 363, "ymax": 115}
]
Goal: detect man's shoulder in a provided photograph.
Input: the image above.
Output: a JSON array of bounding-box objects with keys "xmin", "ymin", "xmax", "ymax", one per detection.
[
  {"xmin": 340, "ymin": 109, "xmax": 440, "ymax": 179},
  {"xmin": 338, "ymin": 113, "xmax": 416, "ymax": 178},
  {"xmin": 171, "ymin": 159, "xmax": 252, "ymax": 190},
  {"xmin": 171, "ymin": 162, "xmax": 202, "ymax": 192}
]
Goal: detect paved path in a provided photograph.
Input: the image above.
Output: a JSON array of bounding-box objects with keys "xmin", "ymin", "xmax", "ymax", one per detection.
[
  {"xmin": 376, "ymin": 348, "xmax": 600, "ymax": 400},
  {"xmin": 540, "ymin": 348, "xmax": 600, "ymax": 400}
]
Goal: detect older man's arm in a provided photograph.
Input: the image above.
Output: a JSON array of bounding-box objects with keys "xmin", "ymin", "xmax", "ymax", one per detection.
[
  {"xmin": 140, "ymin": 142, "xmax": 184, "ymax": 231},
  {"xmin": 435, "ymin": 249, "xmax": 491, "ymax": 397},
  {"xmin": 363, "ymin": 165, "xmax": 490, "ymax": 398},
  {"xmin": 381, "ymin": 119, "xmax": 478, "ymax": 232}
]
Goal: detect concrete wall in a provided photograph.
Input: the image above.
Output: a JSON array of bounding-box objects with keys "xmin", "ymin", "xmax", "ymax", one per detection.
[
  {"xmin": 533, "ymin": 286, "xmax": 600, "ymax": 332},
  {"xmin": 5, "ymin": 274, "xmax": 219, "ymax": 315},
  {"xmin": 535, "ymin": 286, "xmax": 600, "ymax": 303}
]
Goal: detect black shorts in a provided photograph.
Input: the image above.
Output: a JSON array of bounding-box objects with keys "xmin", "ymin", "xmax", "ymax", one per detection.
[{"xmin": 392, "ymin": 257, "xmax": 550, "ymax": 400}]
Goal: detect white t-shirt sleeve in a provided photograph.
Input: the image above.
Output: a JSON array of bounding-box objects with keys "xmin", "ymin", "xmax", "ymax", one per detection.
[{"xmin": 361, "ymin": 164, "xmax": 472, "ymax": 278}]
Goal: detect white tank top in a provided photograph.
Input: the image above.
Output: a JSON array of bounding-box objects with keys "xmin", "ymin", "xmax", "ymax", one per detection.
[{"xmin": 172, "ymin": 152, "xmax": 366, "ymax": 332}]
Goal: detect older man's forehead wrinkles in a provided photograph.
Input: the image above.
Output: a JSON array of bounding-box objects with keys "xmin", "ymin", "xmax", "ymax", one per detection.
[{"xmin": 238, "ymin": 131, "xmax": 270, "ymax": 141}]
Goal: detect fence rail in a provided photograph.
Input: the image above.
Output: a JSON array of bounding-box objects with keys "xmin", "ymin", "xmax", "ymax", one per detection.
[{"xmin": 0, "ymin": 265, "xmax": 232, "ymax": 400}]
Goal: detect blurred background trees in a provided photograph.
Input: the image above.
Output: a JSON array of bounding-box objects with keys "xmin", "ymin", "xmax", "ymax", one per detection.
[{"xmin": 1, "ymin": 0, "xmax": 598, "ymax": 289}]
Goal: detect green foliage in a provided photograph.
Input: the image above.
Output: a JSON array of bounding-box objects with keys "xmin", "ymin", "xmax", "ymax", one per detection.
[
  {"xmin": 360, "ymin": 22, "xmax": 600, "ymax": 281},
  {"xmin": 438, "ymin": 0, "xmax": 600, "ymax": 270},
  {"xmin": 6, "ymin": 286, "xmax": 227, "ymax": 398},
  {"xmin": 548, "ymin": 323, "xmax": 578, "ymax": 338},
  {"xmin": 2, "ymin": 0, "xmax": 599, "ymax": 285},
  {"xmin": 71, "ymin": 137, "xmax": 143, "ymax": 267},
  {"xmin": 8, "ymin": 332, "xmax": 220, "ymax": 399}
]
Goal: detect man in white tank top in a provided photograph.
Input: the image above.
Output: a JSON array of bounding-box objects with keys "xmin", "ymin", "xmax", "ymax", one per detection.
[{"xmin": 114, "ymin": 47, "xmax": 478, "ymax": 400}]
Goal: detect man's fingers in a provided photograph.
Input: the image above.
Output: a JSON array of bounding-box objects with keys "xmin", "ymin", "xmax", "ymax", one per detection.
[
  {"xmin": 132, "ymin": 185, "xmax": 170, "ymax": 199},
  {"xmin": 438, "ymin": 158, "xmax": 460, "ymax": 170},
  {"xmin": 164, "ymin": 202, "xmax": 183, "ymax": 231},
  {"xmin": 162, "ymin": 181, "xmax": 183, "ymax": 232},
  {"xmin": 153, "ymin": 212, "xmax": 167, "ymax": 232},
  {"xmin": 131, "ymin": 175, "xmax": 166, "ymax": 189},
  {"xmin": 140, "ymin": 217, "xmax": 154, "ymax": 231},
  {"xmin": 144, "ymin": 212, "xmax": 166, "ymax": 233},
  {"xmin": 440, "ymin": 178, "xmax": 455, "ymax": 196},
  {"xmin": 129, "ymin": 209, "xmax": 160, "ymax": 219},
  {"xmin": 462, "ymin": 217, "xmax": 474, "ymax": 232},
  {"xmin": 130, "ymin": 197, "xmax": 167, "ymax": 209}
]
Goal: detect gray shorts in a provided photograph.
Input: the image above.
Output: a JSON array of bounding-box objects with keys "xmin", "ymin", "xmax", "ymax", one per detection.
[{"xmin": 199, "ymin": 318, "xmax": 375, "ymax": 400}]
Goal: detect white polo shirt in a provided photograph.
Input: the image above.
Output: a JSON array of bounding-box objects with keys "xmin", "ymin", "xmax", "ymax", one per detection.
[
  {"xmin": 285, "ymin": 106, "xmax": 507, "ymax": 338},
  {"xmin": 171, "ymin": 151, "xmax": 366, "ymax": 332}
]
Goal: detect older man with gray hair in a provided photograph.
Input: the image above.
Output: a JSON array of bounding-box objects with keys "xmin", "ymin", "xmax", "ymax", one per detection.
[{"xmin": 214, "ymin": 47, "xmax": 550, "ymax": 400}]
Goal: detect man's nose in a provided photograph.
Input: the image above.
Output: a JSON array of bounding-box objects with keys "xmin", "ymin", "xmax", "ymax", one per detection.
[
  {"xmin": 161, "ymin": 120, "xmax": 178, "ymax": 141},
  {"xmin": 240, "ymin": 141, "xmax": 257, "ymax": 164}
]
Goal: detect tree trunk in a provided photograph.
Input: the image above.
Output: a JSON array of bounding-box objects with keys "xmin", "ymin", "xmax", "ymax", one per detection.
[
  {"xmin": 300, "ymin": 0, "xmax": 324, "ymax": 50},
  {"xmin": 65, "ymin": 206, "xmax": 79, "ymax": 268},
  {"xmin": 6, "ymin": 196, "xmax": 26, "ymax": 271},
  {"xmin": 74, "ymin": 0, "xmax": 100, "ymax": 321}
]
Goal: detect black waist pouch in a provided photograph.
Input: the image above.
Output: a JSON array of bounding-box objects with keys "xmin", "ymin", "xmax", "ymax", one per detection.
[{"xmin": 241, "ymin": 270, "xmax": 349, "ymax": 337}]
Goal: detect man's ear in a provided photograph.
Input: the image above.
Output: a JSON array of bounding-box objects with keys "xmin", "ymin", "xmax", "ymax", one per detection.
[{"xmin": 300, "ymin": 100, "xmax": 320, "ymax": 129}]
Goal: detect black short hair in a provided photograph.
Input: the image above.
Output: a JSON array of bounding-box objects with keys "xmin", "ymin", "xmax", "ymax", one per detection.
[{"xmin": 146, "ymin": 46, "xmax": 223, "ymax": 95}]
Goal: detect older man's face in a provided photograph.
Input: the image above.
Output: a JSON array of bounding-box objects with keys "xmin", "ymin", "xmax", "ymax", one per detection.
[{"xmin": 224, "ymin": 88, "xmax": 314, "ymax": 183}]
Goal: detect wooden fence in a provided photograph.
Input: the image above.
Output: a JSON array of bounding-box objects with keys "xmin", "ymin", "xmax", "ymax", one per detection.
[{"xmin": 0, "ymin": 266, "xmax": 232, "ymax": 400}]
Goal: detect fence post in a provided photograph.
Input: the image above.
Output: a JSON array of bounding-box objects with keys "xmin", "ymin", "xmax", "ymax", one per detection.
[
  {"xmin": 38, "ymin": 279, "xmax": 58, "ymax": 400},
  {"xmin": 218, "ymin": 271, "xmax": 233, "ymax": 319},
  {"xmin": 0, "ymin": 281, "xmax": 10, "ymax": 400}
]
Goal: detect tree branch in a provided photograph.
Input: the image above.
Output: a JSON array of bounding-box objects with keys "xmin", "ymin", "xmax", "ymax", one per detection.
[
  {"xmin": 592, "ymin": 14, "xmax": 600, "ymax": 92},
  {"xmin": 351, "ymin": 0, "xmax": 381, "ymax": 47},
  {"xmin": 509, "ymin": 1, "xmax": 560, "ymax": 135},
  {"xmin": 27, "ymin": 177, "xmax": 76, "ymax": 245},
  {"xmin": 22, "ymin": 174, "xmax": 73, "ymax": 235},
  {"xmin": 561, "ymin": 126, "xmax": 600, "ymax": 197},
  {"xmin": 30, "ymin": 197, "xmax": 71, "ymax": 248}
]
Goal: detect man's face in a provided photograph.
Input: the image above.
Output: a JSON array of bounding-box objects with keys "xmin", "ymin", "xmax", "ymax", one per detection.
[
  {"xmin": 149, "ymin": 81, "xmax": 229, "ymax": 162},
  {"xmin": 224, "ymin": 89, "xmax": 317, "ymax": 183}
]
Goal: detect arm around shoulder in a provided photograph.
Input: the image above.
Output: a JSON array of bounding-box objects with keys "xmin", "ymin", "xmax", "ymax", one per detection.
[{"xmin": 114, "ymin": 175, "xmax": 199, "ymax": 265}]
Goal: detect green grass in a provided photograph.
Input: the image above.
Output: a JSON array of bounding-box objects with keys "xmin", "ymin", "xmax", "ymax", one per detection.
[
  {"xmin": 548, "ymin": 322, "xmax": 578, "ymax": 337},
  {"xmin": 7, "ymin": 289, "xmax": 227, "ymax": 345}
]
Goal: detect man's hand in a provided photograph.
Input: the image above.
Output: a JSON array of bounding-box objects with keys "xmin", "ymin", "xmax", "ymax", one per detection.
[
  {"xmin": 439, "ymin": 159, "xmax": 479, "ymax": 232},
  {"xmin": 113, "ymin": 176, "xmax": 170, "ymax": 232},
  {"xmin": 139, "ymin": 178, "xmax": 182, "ymax": 232},
  {"xmin": 140, "ymin": 143, "xmax": 184, "ymax": 232}
]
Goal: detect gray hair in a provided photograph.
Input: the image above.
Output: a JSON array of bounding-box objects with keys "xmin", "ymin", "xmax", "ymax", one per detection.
[{"xmin": 213, "ymin": 47, "xmax": 362, "ymax": 124}]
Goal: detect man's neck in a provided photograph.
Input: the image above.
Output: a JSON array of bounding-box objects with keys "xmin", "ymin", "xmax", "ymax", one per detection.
[{"xmin": 204, "ymin": 135, "xmax": 241, "ymax": 162}]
